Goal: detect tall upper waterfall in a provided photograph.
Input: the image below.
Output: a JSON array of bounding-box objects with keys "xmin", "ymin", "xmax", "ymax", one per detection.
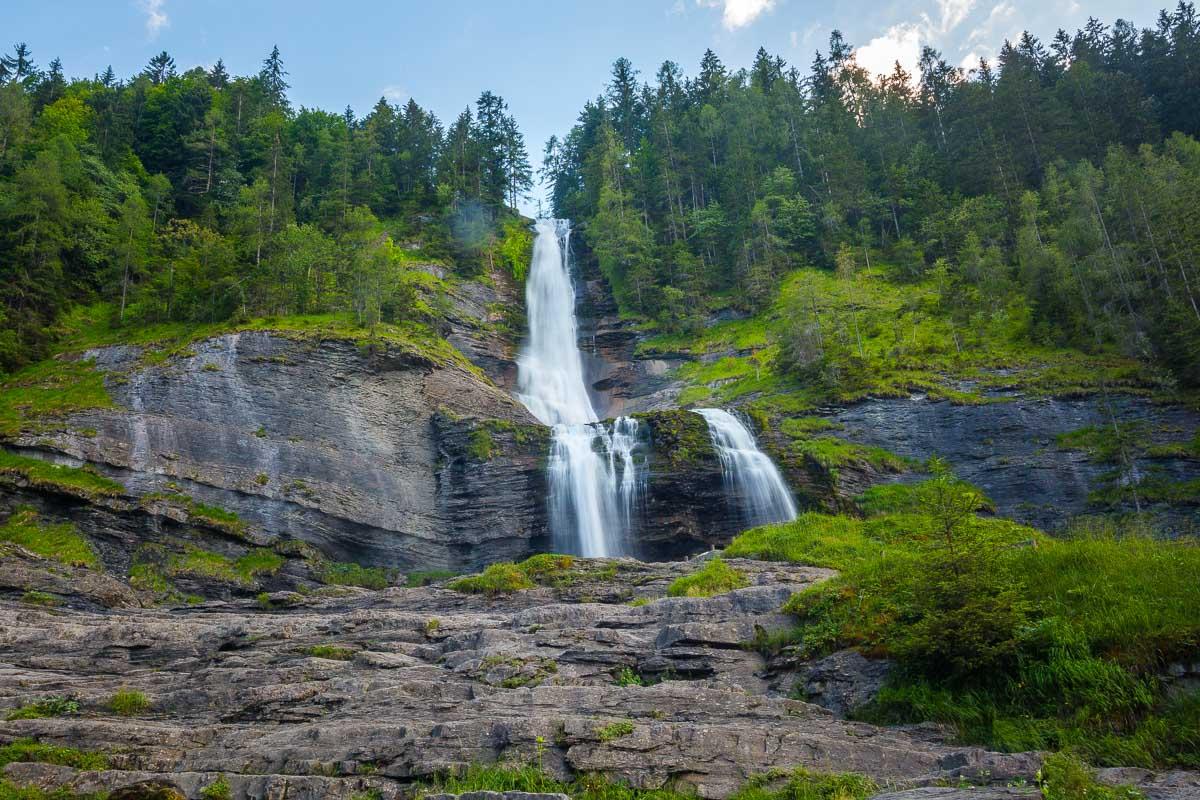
[
  {"xmin": 516, "ymin": 220, "xmax": 641, "ymax": 557},
  {"xmin": 696, "ymin": 408, "xmax": 798, "ymax": 527}
]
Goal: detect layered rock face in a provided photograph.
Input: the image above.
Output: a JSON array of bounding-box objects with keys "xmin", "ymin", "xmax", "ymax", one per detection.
[
  {"xmin": 5, "ymin": 332, "xmax": 548, "ymax": 571},
  {"xmin": 0, "ymin": 557, "xmax": 1061, "ymax": 800},
  {"xmin": 832, "ymin": 394, "xmax": 1200, "ymax": 531}
]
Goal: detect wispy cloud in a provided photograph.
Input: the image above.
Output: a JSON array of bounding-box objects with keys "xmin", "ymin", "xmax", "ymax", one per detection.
[
  {"xmin": 382, "ymin": 85, "xmax": 410, "ymax": 103},
  {"xmin": 140, "ymin": 0, "xmax": 169, "ymax": 38},
  {"xmin": 697, "ymin": 0, "xmax": 776, "ymax": 31}
]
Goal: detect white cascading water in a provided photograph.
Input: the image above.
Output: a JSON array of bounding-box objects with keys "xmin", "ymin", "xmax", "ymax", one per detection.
[
  {"xmin": 696, "ymin": 408, "xmax": 798, "ymax": 527},
  {"xmin": 516, "ymin": 220, "xmax": 642, "ymax": 557}
]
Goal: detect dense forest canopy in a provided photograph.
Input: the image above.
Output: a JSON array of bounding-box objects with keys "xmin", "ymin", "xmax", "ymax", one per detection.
[
  {"xmin": 543, "ymin": 3, "xmax": 1200, "ymax": 388},
  {"xmin": 0, "ymin": 44, "xmax": 534, "ymax": 373}
]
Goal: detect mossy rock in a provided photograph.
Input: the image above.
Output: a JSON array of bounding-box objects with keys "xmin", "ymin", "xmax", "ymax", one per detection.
[{"xmin": 635, "ymin": 410, "xmax": 717, "ymax": 468}]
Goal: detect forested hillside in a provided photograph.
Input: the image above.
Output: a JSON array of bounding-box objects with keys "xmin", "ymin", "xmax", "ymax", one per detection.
[
  {"xmin": 0, "ymin": 44, "xmax": 533, "ymax": 373},
  {"xmin": 544, "ymin": 3, "xmax": 1200, "ymax": 390}
]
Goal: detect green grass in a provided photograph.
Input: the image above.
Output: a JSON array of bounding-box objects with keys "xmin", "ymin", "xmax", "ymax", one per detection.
[
  {"xmin": 405, "ymin": 569, "xmax": 458, "ymax": 587},
  {"xmin": 450, "ymin": 562, "xmax": 536, "ymax": 596},
  {"xmin": 314, "ymin": 560, "xmax": 394, "ymax": 590},
  {"xmin": 0, "ymin": 451, "xmax": 124, "ymax": 500},
  {"xmin": 0, "ymin": 779, "xmax": 108, "ymax": 800},
  {"xmin": 4, "ymin": 698, "xmax": 79, "ymax": 721},
  {"xmin": 142, "ymin": 491, "xmax": 250, "ymax": 538},
  {"xmin": 1038, "ymin": 753, "xmax": 1145, "ymax": 800},
  {"xmin": 303, "ymin": 644, "xmax": 356, "ymax": 661},
  {"xmin": 595, "ymin": 720, "xmax": 635, "ymax": 742},
  {"xmin": 419, "ymin": 762, "xmax": 874, "ymax": 800},
  {"xmin": 667, "ymin": 557, "xmax": 749, "ymax": 598},
  {"xmin": 449, "ymin": 553, "xmax": 585, "ymax": 596},
  {"xmin": 0, "ymin": 739, "xmax": 109, "ymax": 771},
  {"xmin": 0, "ymin": 358, "xmax": 114, "ymax": 438},
  {"xmin": 643, "ymin": 264, "xmax": 1162, "ymax": 418},
  {"xmin": 19, "ymin": 591, "xmax": 62, "ymax": 607},
  {"xmin": 0, "ymin": 507, "xmax": 99, "ymax": 568},
  {"xmin": 725, "ymin": 514, "xmax": 883, "ymax": 570},
  {"xmin": 108, "ymin": 688, "xmax": 149, "ymax": 716},
  {"xmin": 234, "ymin": 548, "xmax": 285, "ymax": 579},
  {"xmin": 728, "ymin": 769, "xmax": 877, "ymax": 800}
]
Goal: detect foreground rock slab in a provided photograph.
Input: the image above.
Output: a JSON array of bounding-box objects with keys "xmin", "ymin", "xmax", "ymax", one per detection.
[{"xmin": 0, "ymin": 557, "xmax": 1142, "ymax": 800}]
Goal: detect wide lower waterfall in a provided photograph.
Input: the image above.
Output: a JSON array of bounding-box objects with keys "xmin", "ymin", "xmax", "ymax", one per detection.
[
  {"xmin": 516, "ymin": 220, "xmax": 641, "ymax": 557},
  {"xmin": 696, "ymin": 408, "xmax": 798, "ymax": 527}
]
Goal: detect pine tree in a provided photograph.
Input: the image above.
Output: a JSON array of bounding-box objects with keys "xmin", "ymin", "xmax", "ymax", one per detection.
[
  {"xmin": 142, "ymin": 51, "xmax": 176, "ymax": 85},
  {"xmin": 259, "ymin": 46, "xmax": 290, "ymax": 111},
  {"xmin": 207, "ymin": 59, "xmax": 230, "ymax": 89},
  {"xmin": 2, "ymin": 43, "xmax": 38, "ymax": 83}
]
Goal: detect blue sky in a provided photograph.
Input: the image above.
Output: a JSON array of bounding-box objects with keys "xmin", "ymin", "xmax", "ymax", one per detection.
[{"xmin": 8, "ymin": 0, "xmax": 1155, "ymax": 211}]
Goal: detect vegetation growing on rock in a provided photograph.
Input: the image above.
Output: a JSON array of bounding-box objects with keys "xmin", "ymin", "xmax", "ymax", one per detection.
[
  {"xmin": 0, "ymin": 451, "xmax": 123, "ymax": 501},
  {"xmin": 0, "ymin": 507, "xmax": 99, "ymax": 568},
  {"xmin": 666, "ymin": 557, "xmax": 749, "ymax": 598}
]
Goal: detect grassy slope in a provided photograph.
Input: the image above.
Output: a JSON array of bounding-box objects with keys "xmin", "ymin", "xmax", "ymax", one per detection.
[
  {"xmin": 727, "ymin": 482, "xmax": 1200, "ymax": 769},
  {"xmin": 641, "ymin": 263, "xmax": 1169, "ymax": 414}
]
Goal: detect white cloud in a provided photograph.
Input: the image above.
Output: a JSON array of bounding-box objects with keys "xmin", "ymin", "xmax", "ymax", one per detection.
[
  {"xmin": 790, "ymin": 30, "xmax": 799, "ymax": 48},
  {"xmin": 697, "ymin": 0, "xmax": 776, "ymax": 30},
  {"xmin": 925, "ymin": 0, "xmax": 976, "ymax": 34},
  {"xmin": 140, "ymin": 0, "xmax": 168, "ymax": 38},
  {"xmin": 855, "ymin": 23, "xmax": 923, "ymax": 78},
  {"xmin": 382, "ymin": 86, "xmax": 410, "ymax": 103}
]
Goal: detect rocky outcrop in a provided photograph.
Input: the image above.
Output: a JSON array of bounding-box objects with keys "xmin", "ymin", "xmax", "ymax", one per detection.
[
  {"xmin": 831, "ymin": 394, "xmax": 1200, "ymax": 531},
  {"xmin": 0, "ymin": 556, "xmax": 1062, "ymax": 800},
  {"xmin": 5, "ymin": 331, "xmax": 548, "ymax": 572}
]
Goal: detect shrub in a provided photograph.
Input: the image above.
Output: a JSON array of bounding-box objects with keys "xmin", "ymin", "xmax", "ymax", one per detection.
[
  {"xmin": 108, "ymin": 689, "xmax": 150, "ymax": 717},
  {"xmin": 199, "ymin": 776, "xmax": 232, "ymax": 800},
  {"xmin": 614, "ymin": 666, "xmax": 644, "ymax": 687},
  {"xmin": 449, "ymin": 562, "xmax": 535, "ymax": 596},
  {"xmin": 405, "ymin": 569, "xmax": 457, "ymax": 587},
  {"xmin": 667, "ymin": 558, "xmax": 748, "ymax": 598},
  {"xmin": 518, "ymin": 553, "xmax": 575, "ymax": 584}
]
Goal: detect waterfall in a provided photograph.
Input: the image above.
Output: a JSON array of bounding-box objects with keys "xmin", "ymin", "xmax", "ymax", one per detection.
[
  {"xmin": 696, "ymin": 408, "xmax": 798, "ymax": 527},
  {"xmin": 516, "ymin": 220, "xmax": 642, "ymax": 557}
]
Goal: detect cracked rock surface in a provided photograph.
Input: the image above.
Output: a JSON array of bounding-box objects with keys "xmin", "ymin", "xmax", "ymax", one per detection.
[{"xmin": 0, "ymin": 556, "xmax": 1062, "ymax": 800}]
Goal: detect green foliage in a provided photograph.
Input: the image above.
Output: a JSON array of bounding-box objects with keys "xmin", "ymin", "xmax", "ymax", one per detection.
[
  {"xmin": 727, "ymin": 769, "xmax": 876, "ymax": 800},
  {"xmin": 758, "ymin": 477, "xmax": 1199, "ymax": 766},
  {"xmin": 4, "ymin": 698, "xmax": 79, "ymax": 721},
  {"xmin": 234, "ymin": 548, "xmax": 285, "ymax": 579},
  {"xmin": 450, "ymin": 562, "xmax": 536, "ymax": 596},
  {"xmin": 405, "ymin": 569, "xmax": 457, "ymax": 587},
  {"xmin": 667, "ymin": 557, "xmax": 748, "ymax": 598},
  {"xmin": 304, "ymin": 644, "xmax": 356, "ymax": 661},
  {"xmin": 0, "ymin": 359, "xmax": 114, "ymax": 438},
  {"xmin": 518, "ymin": 553, "xmax": 575, "ymax": 583},
  {"xmin": 1038, "ymin": 753, "xmax": 1144, "ymax": 800},
  {"xmin": 0, "ymin": 739, "xmax": 109, "ymax": 771},
  {"xmin": 0, "ymin": 507, "xmax": 99, "ymax": 568},
  {"xmin": 595, "ymin": 720, "xmax": 635, "ymax": 742},
  {"xmin": 467, "ymin": 428, "xmax": 495, "ymax": 461},
  {"xmin": 0, "ymin": 452, "xmax": 123, "ymax": 500},
  {"xmin": 614, "ymin": 666, "xmax": 644, "ymax": 687},
  {"xmin": 141, "ymin": 491, "xmax": 248, "ymax": 538},
  {"xmin": 108, "ymin": 688, "xmax": 149, "ymax": 716},
  {"xmin": 199, "ymin": 776, "xmax": 232, "ymax": 800},
  {"xmin": 497, "ymin": 218, "xmax": 534, "ymax": 282},
  {"xmin": 20, "ymin": 591, "xmax": 61, "ymax": 607},
  {"xmin": 0, "ymin": 779, "xmax": 108, "ymax": 800},
  {"xmin": 315, "ymin": 560, "xmax": 394, "ymax": 590}
]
